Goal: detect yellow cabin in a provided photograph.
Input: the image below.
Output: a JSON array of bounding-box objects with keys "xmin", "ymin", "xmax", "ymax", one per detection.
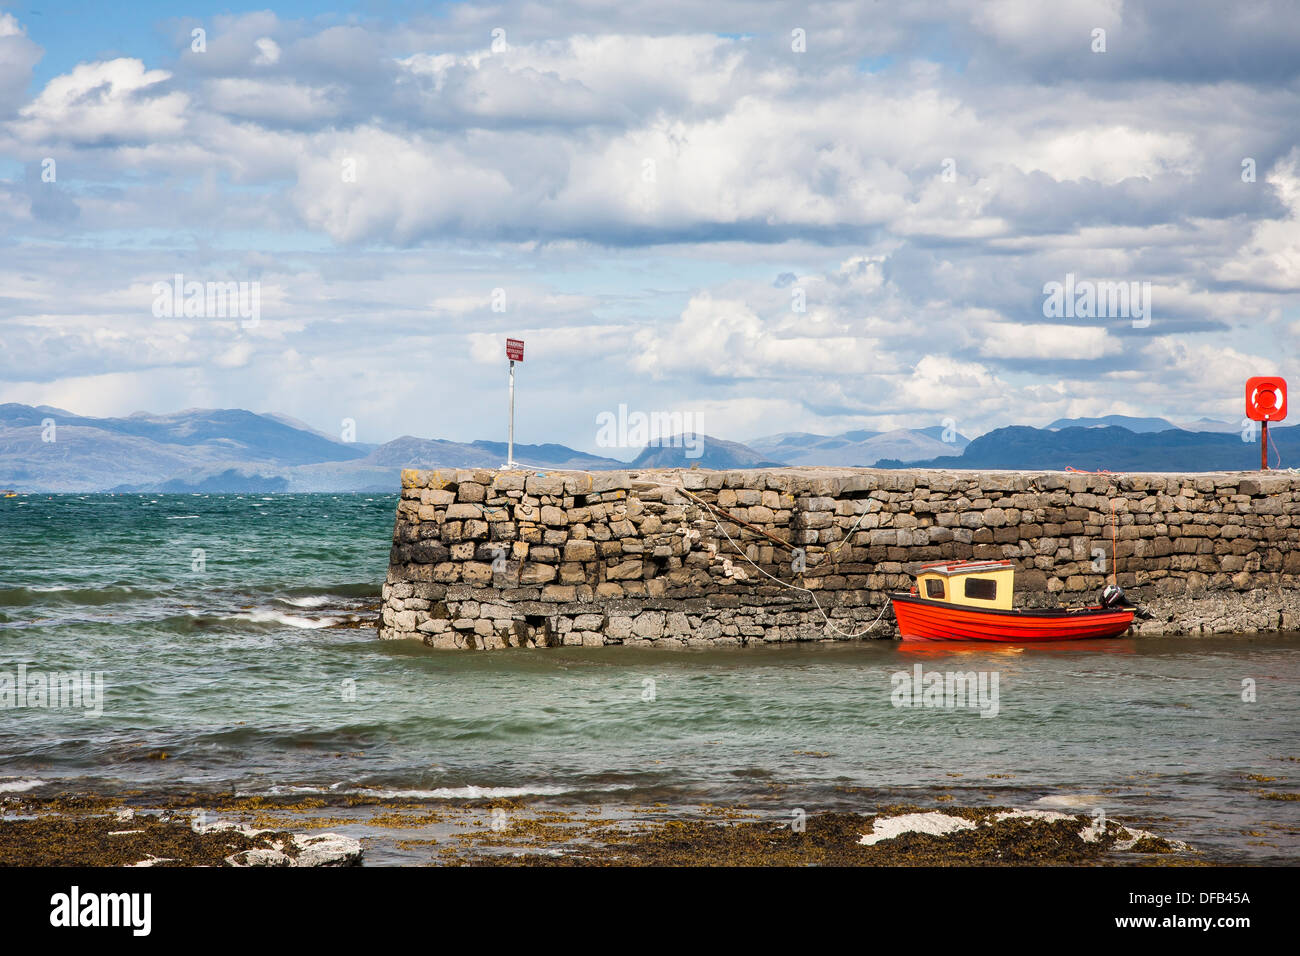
[{"xmin": 915, "ymin": 560, "xmax": 1015, "ymax": 610}]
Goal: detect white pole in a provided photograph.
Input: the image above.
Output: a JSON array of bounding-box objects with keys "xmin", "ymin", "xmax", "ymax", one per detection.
[{"xmin": 507, "ymin": 359, "xmax": 516, "ymax": 468}]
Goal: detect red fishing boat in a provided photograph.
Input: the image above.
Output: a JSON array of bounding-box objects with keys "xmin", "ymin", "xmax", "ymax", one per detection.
[{"xmin": 889, "ymin": 560, "xmax": 1137, "ymax": 643}]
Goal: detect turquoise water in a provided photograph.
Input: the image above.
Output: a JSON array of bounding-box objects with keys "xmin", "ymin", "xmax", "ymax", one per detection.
[{"xmin": 1, "ymin": 494, "xmax": 1296, "ymax": 862}]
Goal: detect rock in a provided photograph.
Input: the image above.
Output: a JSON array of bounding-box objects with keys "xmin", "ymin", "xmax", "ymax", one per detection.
[
  {"xmin": 225, "ymin": 833, "xmax": 362, "ymax": 867},
  {"xmin": 291, "ymin": 832, "xmax": 364, "ymax": 867},
  {"xmin": 632, "ymin": 611, "xmax": 666, "ymax": 638},
  {"xmin": 458, "ymin": 482, "xmax": 486, "ymax": 502},
  {"xmin": 525, "ymin": 476, "xmax": 566, "ymax": 496},
  {"xmin": 564, "ymin": 539, "xmax": 598, "ymax": 562},
  {"xmin": 606, "ymin": 559, "xmax": 643, "ymax": 580},
  {"xmin": 519, "ymin": 564, "xmax": 556, "ymax": 585},
  {"xmin": 606, "ymin": 616, "xmax": 634, "ymax": 639}
]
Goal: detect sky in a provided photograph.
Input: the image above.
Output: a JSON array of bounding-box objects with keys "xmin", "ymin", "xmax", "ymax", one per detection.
[{"xmin": 0, "ymin": 0, "xmax": 1297, "ymax": 454}]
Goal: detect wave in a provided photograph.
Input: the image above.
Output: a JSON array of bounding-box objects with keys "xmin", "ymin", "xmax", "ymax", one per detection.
[
  {"xmin": 1034, "ymin": 794, "xmax": 1107, "ymax": 808},
  {"xmin": 223, "ymin": 782, "xmax": 636, "ymax": 801},
  {"xmin": 235, "ymin": 610, "xmax": 337, "ymax": 629},
  {"xmin": 0, "ymin": 585, "xmax": 163, "ymax": 608},
  {"xmin": 274, "ymin": 582, "xmax": 379, "ymax": 600},
  {"xmin": 235, "ymin": 783, "xmax": 345, "ymax": 797},
  {"xmin": 354, "ymin": 784, "xmax": 635, "ymax": 800},
  {"xmin": 275, "ymin": 595, "xmax": 332, "ymax": 609},
  {"xmin": 2, "ymin": 581, "xmax": 376, "ymax": 611},
  {"xmin": 0, "ymin": 778, "xmax": 46, "ymax": 793},
  {"xmin": 173, "ymin": 610, "xmax": 339, "ymax": 630},
  {"xmin": 133, "ymin": 608, "xmax": 355, "ymax": 635}
]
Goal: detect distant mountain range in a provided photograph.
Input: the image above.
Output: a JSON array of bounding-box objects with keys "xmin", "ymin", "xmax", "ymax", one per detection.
[
  {"xmin": 1045, "ymin": 414, "xmax": 1179, "ymax": 433},
  {"xmin": 0, "ymin": 404, "xmax": 626, "ymax": 493},
  {"xmin": 877, "ymin": 424, "xmax": 1295, "ymax": 472},
  {"xmin": 0, "ymin": 404, "xmax": 1288, "ymax": 492},
  {"xmin": 747, "ymin": 426, "xmax": 970, "ymax": 466},
  {"xmin": 627, "ymin": 434, "xmax": 785, "ymax": 470},
  {"xmin": 1044, "ymin": 414, "xmax": 1242, "ymax": 434}
]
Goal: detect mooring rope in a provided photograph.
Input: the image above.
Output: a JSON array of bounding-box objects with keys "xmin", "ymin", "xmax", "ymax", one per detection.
[
  {"xmin": 601, "ymin": 472, "xmax": 893, "ymax": 639},
  {"xmin": 691, "ymin": 489, "xmax": 892, "ymax": 638},
  {"xmin": 1266, "ymin": 426, "xmax": 1284, "ymax": 469}
]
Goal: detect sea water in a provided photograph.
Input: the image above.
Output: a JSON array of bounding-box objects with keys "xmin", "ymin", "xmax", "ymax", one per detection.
[{"xmin": 0, "ymin": 494, "xmax": 1296, "ymax": 862}]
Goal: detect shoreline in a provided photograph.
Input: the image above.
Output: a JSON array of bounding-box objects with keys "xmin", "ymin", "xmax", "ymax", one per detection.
[{"xmin": 0, "ymin": 792, "xmax": 1242, "ymax": 867}]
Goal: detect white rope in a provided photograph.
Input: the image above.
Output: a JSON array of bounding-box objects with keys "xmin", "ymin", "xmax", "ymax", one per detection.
[
  {"xmin": 706, "ymin": 506, "xmax": 892, "ymax": 638},
  {"xmin": 611, "ymin": 473, "xmax": 893, "ymax": 639}
]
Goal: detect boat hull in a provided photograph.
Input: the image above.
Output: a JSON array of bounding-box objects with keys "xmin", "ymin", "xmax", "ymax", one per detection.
[{"xmin": 889, "ymin": 593, "xmax": 1134, "ymax": 643}]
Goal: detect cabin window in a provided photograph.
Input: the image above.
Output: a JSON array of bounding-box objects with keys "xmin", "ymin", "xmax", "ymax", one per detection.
[
  {"xmin": 925, "ymin": 579, "xmax": 946, "ymax": 599},
  {"xmin": 964, "ymin": 578, "xmax": 998, "ymax": 601}
]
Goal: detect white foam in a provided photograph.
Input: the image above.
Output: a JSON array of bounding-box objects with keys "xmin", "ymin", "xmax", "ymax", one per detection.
[
  {"xmin": 357, "ymin": 784, "xmax": 619, "ymax": 800},
  {"xmin": 233, "ymin": 611, "xmax": 334, "ymax": 629},
  {"xmin": 233, "ymin": 784, "xmax": 341, "ymax": 797},
  {"xmin": 1034, "ymin": 794, "xmax": 1106, "ymax": 808},
  {"xmin": 0, "ymin": 779, "xmax": 46, "ymax": 792},
  {"xmin": 276, "ymin": 596, "xmax": 331, "ymax": 609},
  {"xmin": 166, "ymin": 515, "xmax": 201, "ymax": 520},
  {"xmin": 236, "ymin": 782, "xmax": 635, "ymax": 801},
  {"xmin": 858, "ymin": 812, "xmax": 976, "ymax": 845}
]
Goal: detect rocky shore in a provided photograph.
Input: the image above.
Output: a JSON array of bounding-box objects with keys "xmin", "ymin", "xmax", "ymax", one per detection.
[
  {"xmin": 0, "ymin": 799, "xmax": 361, "ymax": 867},
  {"xmin": 1, "ymin": 794, "xmax": 1197, "ymax": 867}
]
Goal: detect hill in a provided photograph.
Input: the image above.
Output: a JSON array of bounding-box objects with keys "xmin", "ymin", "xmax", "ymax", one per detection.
[
  {"xmin": 0, "ymin": 405, "xmax": 627, "ymax": 492},
  {"xmin": 630, "ymin": 434, "xmax": 785, "ymax": 469},
  {"xmin": 747, "ymin": 426, "xmax": 969, "ymax": 466},
  {"xmin": 877, "ymin": 424, "xmax": 1297, "ymax": 471}
]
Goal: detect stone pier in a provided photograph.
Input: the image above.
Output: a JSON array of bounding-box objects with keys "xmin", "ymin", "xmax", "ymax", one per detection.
[{"xmin": 378, "ymin": 467, "xmax": 1300, "ymax": 648}]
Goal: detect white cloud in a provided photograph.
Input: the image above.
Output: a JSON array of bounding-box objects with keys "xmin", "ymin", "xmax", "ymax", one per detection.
[
  {"xmin": 205, "ymin": 77, "xmax": 339, "ymax": 122},
  {"xmin": 0, "ymin": 4, "xmax": 1296, "ymax": 445},
  {"xmin": 977, "ymin": 321, "xmax": 1120, "ymax": 360},
  {"xmin": 632, "ymin": 294, "xmax": 886, "ymax": 380},
  {"xmin": 253, "ymin": 37, "xmax": 281, "ymax": 66},
  {"xmin": 0, "ymin": 14, "xmax": 43, "ymax": 115},
  {"xmin": 14, "ymin": 58, "xmax": 188, "ymax": 145},
  {"xmin": 969, "ymin": 0, "xmax": 1124, "ymax": 51},
  {"xmin": 1013, "ymin": 126, "xmax": 1199, "ymax": 184},
  {"xmin": 1216, "ymin": 148, "xmax": 1300, "ymax": 290}
]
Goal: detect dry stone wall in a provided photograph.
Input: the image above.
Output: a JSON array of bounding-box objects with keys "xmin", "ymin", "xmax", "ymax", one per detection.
[{"xmin": 378, "ymin": 467, "xmax": 1300, "ymax": 648}]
